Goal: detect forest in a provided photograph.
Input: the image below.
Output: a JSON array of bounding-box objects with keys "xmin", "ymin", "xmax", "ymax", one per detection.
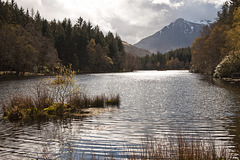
[
  {"xmin": 0, "ymin": 0, "xmax": 138, "ymax": 75},
  {"xmin": 139, "ymin": 47, "xmax": 191, "ymax": 70},
  {"xmin": 0, "ymin": 0, "xmax": 194, "ymax": 75},
  {"xmin": 191, "ymin": 0, "xmax": 240, "ymax": 78}
]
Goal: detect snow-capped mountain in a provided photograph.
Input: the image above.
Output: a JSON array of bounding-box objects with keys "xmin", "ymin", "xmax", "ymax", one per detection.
[{"xmin": 134, "ymin": 18, "xmax": 211, "ymax": 53}]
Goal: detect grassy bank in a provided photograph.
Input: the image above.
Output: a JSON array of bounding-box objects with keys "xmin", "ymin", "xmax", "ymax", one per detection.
[{"xmin": 2, "ymin": 65, "xmax": 120, "ymax": 123}]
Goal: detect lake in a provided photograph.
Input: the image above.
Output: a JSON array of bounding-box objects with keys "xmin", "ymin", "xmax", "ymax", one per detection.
[{"xmin": 0, "ymin": 70, "xmax": 240, "ymax": 159}]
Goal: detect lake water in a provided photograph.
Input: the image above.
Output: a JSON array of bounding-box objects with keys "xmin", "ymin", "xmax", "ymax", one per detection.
[{"xmin": 0, "ymin": 70, "xmax": 240, "ymax": 159}]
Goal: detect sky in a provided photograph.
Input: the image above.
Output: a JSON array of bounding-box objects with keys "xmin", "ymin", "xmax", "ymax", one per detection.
[{"xmin": 12, "ymin": 0, "xmax": 227, "ymax": 44}]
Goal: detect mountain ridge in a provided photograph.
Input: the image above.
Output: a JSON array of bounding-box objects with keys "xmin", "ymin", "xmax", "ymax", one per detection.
[
  {"xmin": 134, "ymin": 18, "xmax": 211, "ymax": 53},
  {"xmin": 123, "ymin": 41, "xmax": 152, "ymax": 57}
]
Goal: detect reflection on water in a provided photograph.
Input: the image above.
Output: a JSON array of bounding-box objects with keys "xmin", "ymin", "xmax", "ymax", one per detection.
[{"xmin": 0, "ymin": 70, "xmax": 240, "ymax": 159}]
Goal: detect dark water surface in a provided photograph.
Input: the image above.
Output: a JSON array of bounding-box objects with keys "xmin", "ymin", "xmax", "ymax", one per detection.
[{"xmin": 0, "ymin": 70, "xmax": 240, "ymax": 159}]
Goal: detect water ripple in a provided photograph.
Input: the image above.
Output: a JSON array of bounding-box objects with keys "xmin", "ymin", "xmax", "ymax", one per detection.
[{"xmin": 0, "ymin": 71, "xmax": 240, "ymax": 159}]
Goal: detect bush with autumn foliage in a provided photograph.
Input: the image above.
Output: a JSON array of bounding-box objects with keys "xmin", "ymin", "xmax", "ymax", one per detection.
[{"xmin": 191, "ymin": 1, "xmax": 240, "ymax": 77}]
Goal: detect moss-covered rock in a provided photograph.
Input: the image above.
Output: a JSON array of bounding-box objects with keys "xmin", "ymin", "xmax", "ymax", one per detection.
[
  {"xmin": 43, "ymin": 103, "xmax": 74, "ymax": 117},
  {"xmin": 44, "ymin": 105, "xmax": 57, "ymax": 115},
  {"xmin": 214, "ymin": 51, "xmax": 240, "ymax": 78}
]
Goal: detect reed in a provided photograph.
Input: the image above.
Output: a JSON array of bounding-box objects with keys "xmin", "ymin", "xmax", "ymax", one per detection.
[
  {"xmin": 106, "ymin": 94, "xmax": 120, "ymax": 106},
  {"xmin": 67, "ymin": 93, "xmax": 120, "ymax": 109},
  {"xmin": 126, "ymin": 136, "xmax": 233, "ymax": 160},
  {"xmin": 90, "ymin": 94, "xmax": 105, "ymax": 108},
  {"xmin": 38, "ymin": 135, "xmax": 234, "ymax": 160}
]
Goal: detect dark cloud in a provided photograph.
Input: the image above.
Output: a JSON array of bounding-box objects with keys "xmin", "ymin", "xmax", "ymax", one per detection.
[{"xmin": 171, "ymin": 2, "xmax": 221, "ymax": 21}]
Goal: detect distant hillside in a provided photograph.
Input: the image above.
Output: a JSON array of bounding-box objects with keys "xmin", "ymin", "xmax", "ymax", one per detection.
[
  {"xmin": 134, "ymin": 18, "xmax": 211, "ymax": 53},
  {"xmin": 123, "ymin": 41, "xmax": 152, "ymax": 57}
]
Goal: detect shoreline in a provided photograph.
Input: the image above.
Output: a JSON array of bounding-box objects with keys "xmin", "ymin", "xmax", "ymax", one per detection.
[{"xmin": 222, "ymin": 78, "xmax": 240, "ymax": 83}]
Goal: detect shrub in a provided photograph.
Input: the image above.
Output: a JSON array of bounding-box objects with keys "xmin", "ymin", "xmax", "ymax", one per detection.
[
  {"xmin": 33, "ymin": 79, "xmax": 54, "ymax": 109},
  {"xmin": 48, "ymin": 64, "xmax": 82, "ymax": 104},
  {"xmin": 6, "ymin": 106, "xmax": 23, "ymax": 122},
  {"xmin": 37, "ymin": 95, "xmax": 54, "ymax": 110}
]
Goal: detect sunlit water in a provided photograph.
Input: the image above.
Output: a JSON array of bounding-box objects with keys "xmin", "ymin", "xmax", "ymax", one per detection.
[{"xmin": 0, "ymin": 70, "xmax": 240, "ymax": 159}]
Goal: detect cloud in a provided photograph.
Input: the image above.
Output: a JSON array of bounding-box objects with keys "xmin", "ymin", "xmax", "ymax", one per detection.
[
  {"xmin": 152, "ymin": 0, "xmax": 184, "ymax": 8},
  {"xmin": 7, "ymin": 0, "xmax": 226, "ymax": 44},
  {"xmin": 194, "ymin": 0, "xmax": 226, "ymax": 7}
]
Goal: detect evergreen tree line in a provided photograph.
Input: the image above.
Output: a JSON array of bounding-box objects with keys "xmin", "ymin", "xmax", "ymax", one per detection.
[
  {"xmin": 138, "ymin": 47, "xmax": 191, "ymax": 70},
  {"xmin": 0, "ymin": 0, "xmax": 134, "ymax": 75},
  {"xmin": 191, "ymin": 0, "xmax": 240, "ymax": 78},
  {"xmin": 0, "ymin": 0, "xmax": 59, "ymax": 75}
]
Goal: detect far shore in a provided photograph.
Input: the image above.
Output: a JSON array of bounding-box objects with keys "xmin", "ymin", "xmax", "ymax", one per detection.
[{"xmin": 1, "ymin": 70, "xmax": 240, "ymax": 84}]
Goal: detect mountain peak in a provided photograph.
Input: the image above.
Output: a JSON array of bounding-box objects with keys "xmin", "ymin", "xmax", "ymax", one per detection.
[
  {"xmin": 175, "ymin": 18, "xmax": 185, "ymax": 23},
  {"xmin": 134, "ymin": 18, "xmax": 208, "ymax": 53}
]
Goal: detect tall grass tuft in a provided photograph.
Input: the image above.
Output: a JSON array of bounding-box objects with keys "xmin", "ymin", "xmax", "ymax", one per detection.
[
  {"xmin": 91, "ymin": 94, "xmax": 105, "ymax": 108},
  {"xmin": 67, "ymin": 93, "xmax": 120, "ymax": 109},
  {"xmin": 106, "ymin": 94, "xmax": 120, "ymax": 106},
  {"xmin": 3, "ymin": 95, "xmax": 34, "ymax": 121},
  {"xmin": 126, "ymin": 135, "xmax": 234, "ymax": 160}
]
